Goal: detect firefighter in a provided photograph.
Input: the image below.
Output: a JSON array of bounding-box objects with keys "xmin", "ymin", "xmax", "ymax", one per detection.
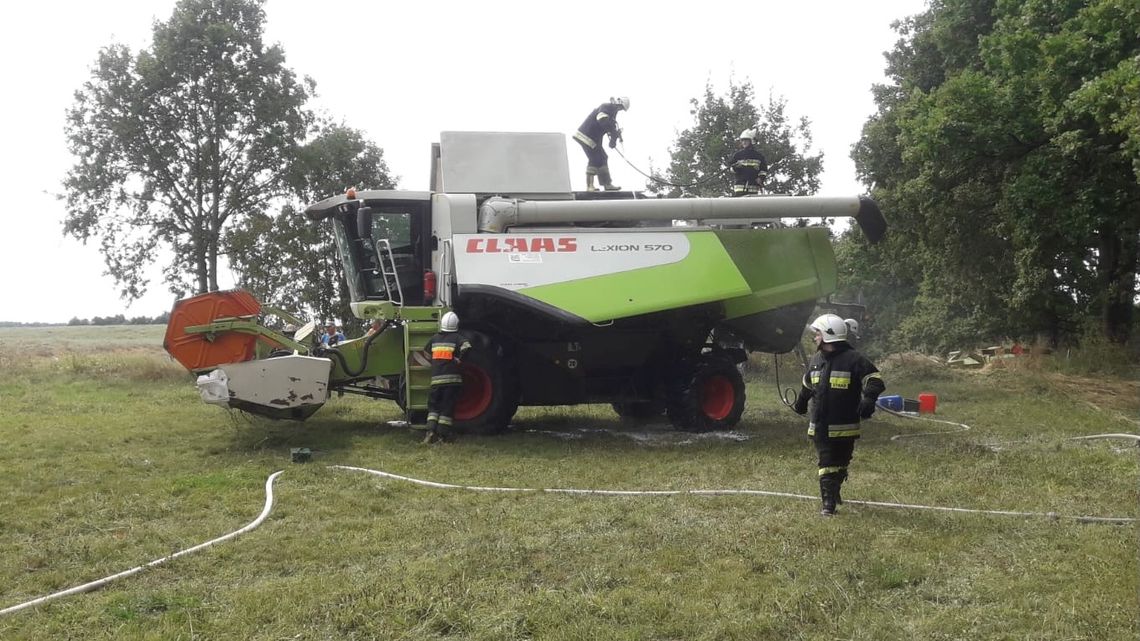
[
  {"xmin": 844, "ymin": 318, "xmax": 861, "ymax": 347},
  {"xmin": 573, "ymin": 96, "xmax": 629, "ymax": 191},
  {"xmin": 422, "ymin": 311, "xmax": 472, "ymax": 444},
  {"xmin": 729, "ymin": 129, "xmax": 768, "ymax": 196},
  {"xmin": 792, "ymin": 314, "xmax": 885, "ymax": 515}
]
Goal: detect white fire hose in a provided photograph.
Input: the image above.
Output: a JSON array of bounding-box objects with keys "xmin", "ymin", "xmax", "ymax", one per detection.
[{"xmin": 3, "ymin": 430, "xmax": 1136, "ymax": 616}]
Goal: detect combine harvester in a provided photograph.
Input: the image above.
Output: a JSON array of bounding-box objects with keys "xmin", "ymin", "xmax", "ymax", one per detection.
[{"xmin": 164, "ymin": 132, "xmax": 886, "ymax": 434}]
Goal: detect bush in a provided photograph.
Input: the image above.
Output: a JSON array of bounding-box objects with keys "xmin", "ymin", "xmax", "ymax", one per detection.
[{"xmin": 1049, "ymin": 329, "xmax": 1140, "ymax": 378}]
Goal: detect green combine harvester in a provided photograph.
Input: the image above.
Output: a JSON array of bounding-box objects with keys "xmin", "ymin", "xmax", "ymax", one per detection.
[{"xmin": 164, "ymin": 132, "xmax": 886, "ymax": 433}]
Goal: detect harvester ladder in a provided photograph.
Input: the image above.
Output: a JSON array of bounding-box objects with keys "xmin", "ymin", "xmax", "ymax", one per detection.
[
  {"xmin": 375, "ymin": 238, "xmax": 405, "ymax": 306},
  {"xmin": 402, "ymin": 319, "xmax": 437, "ymax": 417}
]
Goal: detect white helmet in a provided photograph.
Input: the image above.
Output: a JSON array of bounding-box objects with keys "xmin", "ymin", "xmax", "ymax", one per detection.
[
  {"xmin": 844, "ymin": 318, "xmax": 860, "ymax": 337},
  {"xmin": 739, "ymin": 128, "xmax": 757, "ymax": 141},
  {"xmin": 440, "ymin": 311, "xmax": 459, "ymax": 333},
  {"xmin": 612, "ymin": 96, "xmax": 630, "ymax": 110},
  {"xmin": 810, "ymin": 314, "xmax": 849, "ymax": 344}
]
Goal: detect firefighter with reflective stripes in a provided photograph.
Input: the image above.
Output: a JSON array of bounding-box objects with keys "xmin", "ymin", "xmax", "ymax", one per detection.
[
  {"xmin": 792, "ymin": 314, "xmax": 885, "ymax": 515},
  {"xmin": 422, "ymin": 311, "xmax": 472, "ymax": 444},
  {"xmin": 729, "ymin": 129, "xmax": 768, "ymax": 196},
  {"xmin": 573, "ymin": 97, "xmax": 628, "ymax": 191}
]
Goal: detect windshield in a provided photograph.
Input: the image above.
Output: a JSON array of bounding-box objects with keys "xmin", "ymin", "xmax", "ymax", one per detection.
[
  {"xmin": 372, "ymin": 212, "xmax": 412, "ymax": 254},
  {"xmin": 332, "ymin": 201, "xmax": 429, "ymax": 305}
]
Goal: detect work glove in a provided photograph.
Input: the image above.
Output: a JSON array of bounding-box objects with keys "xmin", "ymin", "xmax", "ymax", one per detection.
[
  {"xmin": 791, "ymin": 394, "xmax": 809, "ymax": 416},
  {"xmin": 608, "ymin": 136, "xmax": 617, "ymax": 149},
  {"xmin": 858, "ymin": 398, "xmax": 876, "ymax": 419}
]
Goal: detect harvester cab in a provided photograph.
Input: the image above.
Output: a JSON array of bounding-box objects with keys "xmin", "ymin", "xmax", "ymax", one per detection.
[
  {"xmin": 308, "ymin": 190, "xmax": 435, "ymax": 309},
  {"xmin": 165, "ymin": 131, "xmax": 887, "ymax": 434}
]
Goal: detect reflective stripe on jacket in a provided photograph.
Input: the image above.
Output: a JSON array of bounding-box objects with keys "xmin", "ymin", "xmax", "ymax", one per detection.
[{"xmin": 425, "ymin": 331, "xmax": 472, "ymax": 387}]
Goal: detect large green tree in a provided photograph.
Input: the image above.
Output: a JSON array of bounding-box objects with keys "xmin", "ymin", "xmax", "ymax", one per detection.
[
  {"xmin": 63, "ymin": 0, "xmax": 313, "ymax": 300},
  {"xmin": 651, "ymin": 81, "xmax": 823, "ymax": 198},
  {"xmin": 848, "ymin": 0, "xmax": 1139, "ymax": 350},
  {"xmin": 225, "ymin": 123, "xmax": 395, "ymax": 334}
]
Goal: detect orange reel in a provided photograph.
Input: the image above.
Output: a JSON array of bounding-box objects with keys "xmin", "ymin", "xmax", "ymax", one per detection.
[{"xmin": 163, "ymin": 290, "xmax": 262, "ymax": 371}]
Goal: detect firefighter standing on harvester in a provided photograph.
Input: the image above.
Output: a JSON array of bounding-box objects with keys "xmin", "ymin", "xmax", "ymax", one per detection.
[
  {"xmin": 792, "ymin": 314, "xmax": 885, "ymax": 515},
  {"xmin": 729, "ymin": 128, "xmax": 768, "ymax": 196},
  {"xmin": 422, "ymin": 311, "xmax": 472, "ymax": 444},
  {"xmin": 573, "ymin": 97, "xmax": 629, "ymax": 191}
]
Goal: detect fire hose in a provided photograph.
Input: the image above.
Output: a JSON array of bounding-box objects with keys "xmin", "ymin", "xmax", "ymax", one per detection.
[{"xmin": 3, "ymin": 445, "xmax": 1136, "ymax": 616}]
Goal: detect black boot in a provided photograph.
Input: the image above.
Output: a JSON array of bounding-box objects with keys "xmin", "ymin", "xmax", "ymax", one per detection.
[
  {"xmin": 598, "ymin": 167, "xmax": 621, "ymax": 191},
  {"xmin": 819, "ymin": 473, "xmax": 839, "ymax": 516},
  {"xmin": 836, "ymin": 468, "xmax": 848, "ymax": 505}
]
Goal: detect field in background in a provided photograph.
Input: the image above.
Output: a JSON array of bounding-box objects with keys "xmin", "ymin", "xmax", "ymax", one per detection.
[{"xmin": 0, "ymin": 326, "xmax": 1137, "ymax": 640}]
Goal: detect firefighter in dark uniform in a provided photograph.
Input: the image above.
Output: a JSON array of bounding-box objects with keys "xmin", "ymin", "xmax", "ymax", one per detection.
[
  {"xmin": 844, "ymin": 318, "xmax": 861, "ymax": 348},
  {"xmin": 422, "ymin": 311, "xmax": 472, "ymax": 444},
  {"xmin": 573, "ymin": 96, "xmax": 629, "ymax": 191},
  {"xmin": 729, "ymin": 128, "xmax": 768, "ymax": 196},
  {"xmin": 792, "ymin": 314, "xmax": 885, "ymax": 515}
]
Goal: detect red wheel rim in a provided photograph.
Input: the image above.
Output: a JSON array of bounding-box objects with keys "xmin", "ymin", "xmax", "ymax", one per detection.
[
  {"xmin": 699, "ymin": 375, "xmax": 735, "ymax": 420},
  {"xmin": 455, "ymin": 363, "xmax": 493, "ymax": 420}
]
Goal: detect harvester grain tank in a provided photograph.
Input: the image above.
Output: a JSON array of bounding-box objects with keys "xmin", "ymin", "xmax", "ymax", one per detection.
[{"xmin": 164, "ymin": 131, "xmax": 886, "ymax": 433}]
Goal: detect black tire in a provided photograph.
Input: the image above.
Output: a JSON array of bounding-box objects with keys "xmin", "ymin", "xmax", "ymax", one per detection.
[
  {"xmin": 612, "ymin": 400, "xmax": 666, "ymax": 421},
  {"xmin": 666, "ymin": 353, "xmax": 746, "ymax": 431},
  {"xmin": 452, "ymin": 335, "xmax": 519, "ymax": 435}
]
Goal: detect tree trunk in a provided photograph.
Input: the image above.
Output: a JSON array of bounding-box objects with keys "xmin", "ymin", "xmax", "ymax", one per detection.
[
  {"xmin": 1098, "ymin": 215, "xmax": 1138, "ymax": 344},
  {"xmin": 207, "ymin": 233, "xmax": 219, "ymax": 292},
  {"xmin": 194, "ymin": 236, "xmax": 209, "ymax": 295}
]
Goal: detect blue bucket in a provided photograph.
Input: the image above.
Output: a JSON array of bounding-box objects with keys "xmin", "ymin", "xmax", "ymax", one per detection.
[{"xmin": 877, "ymin": 395, "xmax": 904, "ymax": 411}]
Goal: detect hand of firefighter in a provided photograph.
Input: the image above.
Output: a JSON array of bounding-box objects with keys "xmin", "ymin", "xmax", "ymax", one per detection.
[
  {"xmin": 791, "ymin": 391, "xmax": 809, "ymax": 415},
  {"xmin": 858, "ymin": 397, "xmax": 876, "ymax": 419},
  {"xmin": 608, "ymin": 129, "xmax": 622, "ymax": 148}
]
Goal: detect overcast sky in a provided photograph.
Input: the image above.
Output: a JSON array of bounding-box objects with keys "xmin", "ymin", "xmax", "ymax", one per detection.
[{"xmin": 0, "ymin": 0, "xmax": 926, "ymax": 323}]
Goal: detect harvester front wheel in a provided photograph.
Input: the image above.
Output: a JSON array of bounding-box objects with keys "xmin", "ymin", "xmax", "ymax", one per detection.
[
  {"xmin": 453, "ymin": 337, "xmax": 519, "ymax": 435},
  {"xmin": 666, "ymin": 353, "xmax": 746, "ymax": 431}
]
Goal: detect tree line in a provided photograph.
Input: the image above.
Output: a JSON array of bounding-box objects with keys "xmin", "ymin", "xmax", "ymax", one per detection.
[
  {"xmin": 64, "ymin": 0, "xmax": 1137, "ymax": 355},
  {"xmin": 67, "ymin": 313, "xmax": 172, "ymax": 326},
  {"xmin": 842, "ymin": 0, "xmax": 1138, "ymax": 352},
  {"xmin": 0, "ymin": 314, "xmax": 170, "ymax": 328}
]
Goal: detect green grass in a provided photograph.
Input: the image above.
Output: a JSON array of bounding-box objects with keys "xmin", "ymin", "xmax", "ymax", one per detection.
[{"xmin": 0, "ymin": 327, "xmax": 1137, "ymax": 640}]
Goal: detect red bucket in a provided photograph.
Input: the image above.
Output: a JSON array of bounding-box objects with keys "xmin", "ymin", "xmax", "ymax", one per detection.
[{"xmin": 918, "ymin": 392, "xmax": 937, "ymax": 414}]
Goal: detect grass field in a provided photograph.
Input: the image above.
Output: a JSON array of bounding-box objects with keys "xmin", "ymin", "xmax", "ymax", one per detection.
[{"xmin": 1, "ymin": 325, "xmax": 1137, "ymax": 640}]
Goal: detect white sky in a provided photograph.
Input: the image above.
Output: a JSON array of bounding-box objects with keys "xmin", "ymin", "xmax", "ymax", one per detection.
[{"xmin": 0, "ymin": 0, "xmax": 926, "ymax": 323}]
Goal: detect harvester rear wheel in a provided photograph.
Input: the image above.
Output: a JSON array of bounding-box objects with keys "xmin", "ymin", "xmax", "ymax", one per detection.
[
  {"xmin": 666, "ymin": 353, "xmax": 746, "ymax": 431},
  {"xmin": 453, "ymin": 336, "xmax": 519, "ymax": 435}
]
